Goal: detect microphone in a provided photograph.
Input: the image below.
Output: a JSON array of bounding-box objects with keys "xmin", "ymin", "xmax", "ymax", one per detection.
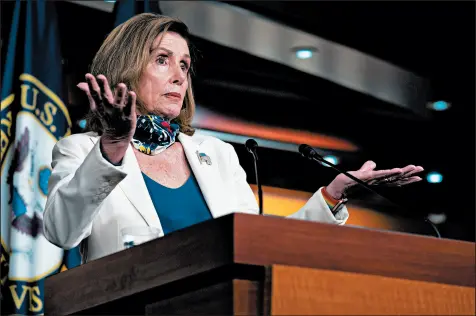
[
  {"xmin": 298, "ymin": 144, "xmax": 441, "ymax": 238},
  {"xmin": 245, "ymin": 139, "xmax": 264, "ymax": 215}
]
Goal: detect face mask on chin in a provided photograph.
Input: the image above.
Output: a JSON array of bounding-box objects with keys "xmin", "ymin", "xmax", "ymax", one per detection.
[{"xmin": 131, "ymin": 115, "xmax": 180, "ymax": 155}]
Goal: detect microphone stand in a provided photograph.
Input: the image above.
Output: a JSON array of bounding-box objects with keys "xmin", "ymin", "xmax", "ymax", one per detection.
[
  {"xmin": 252, "ymin": 152, "xmax": 264, "ymax": 215},
  {"xmin": 246, "ymin": 139, "xmax": 264, "ymax": 215}
]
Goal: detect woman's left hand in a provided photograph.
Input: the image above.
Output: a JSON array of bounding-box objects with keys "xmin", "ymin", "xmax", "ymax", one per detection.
[{"xmin": 325, "ymin": 161, "xmax": 424, "ymax": 200}]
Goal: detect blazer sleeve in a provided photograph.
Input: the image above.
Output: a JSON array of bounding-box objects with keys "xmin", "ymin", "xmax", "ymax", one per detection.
[
  {"xmin": 286, "ymin": 188, "xmax": 349, "ymax": 225},
  {"xmin": 226, "ymin": 143, "xmax": 349, "ymax": 224},
  {"xmin": 43, "ymin": 136, "xmax": 129, "ymax": 249}
]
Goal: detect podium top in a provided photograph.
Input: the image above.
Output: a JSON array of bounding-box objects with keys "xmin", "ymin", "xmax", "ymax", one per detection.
[{"xmin": 45, "ymin": 213, "xmax": 475, "ymax": 314}]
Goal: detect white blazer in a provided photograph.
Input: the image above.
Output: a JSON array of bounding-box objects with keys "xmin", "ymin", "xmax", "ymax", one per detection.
[{"xmin": 43, "ymin": 132, "xmax": 349, "ymax": 262}]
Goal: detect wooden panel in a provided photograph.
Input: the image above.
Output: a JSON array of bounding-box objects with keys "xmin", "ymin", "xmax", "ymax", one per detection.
[
  {"xmin": 269, "ymin": 265, "xmax": 475, "ymax": 315},
  {"xmin": 45, "ymin": 218, "xmax": 235, "ymax": 315},
  {"xmin": 233, "ymin": 280, "xmax": 260, "ymax": 315},
  {"xmin": 72, "ymin": 264, "xmax": 265, "ymax": 315},
  {"xmin": 142, "ymin": 280, "xmax": 261, "ymax": 315},
  {"xmin": 144, "ymin": 281, "xmax": 233, "ymax": 315},
  {"xmin": 45, "ymin": 213, "xmax": 475, "ymax": 315},
  {"xmin": 233, "ymin": 214, "xmax": 475, "ymax": 287}
]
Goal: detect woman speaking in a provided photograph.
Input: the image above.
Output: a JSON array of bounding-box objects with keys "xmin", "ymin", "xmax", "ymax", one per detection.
[{"xmin": 43, "ymin": 13, "xmax": 423, "ymax": 263}]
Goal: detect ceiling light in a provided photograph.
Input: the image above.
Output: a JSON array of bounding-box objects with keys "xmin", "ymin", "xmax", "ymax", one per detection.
[
  {"xmin": 296, "ymin": 50, "xmax": 313, "ymax": 59},
  {"xmin": 292, "ymin": 47, "xmax": 317, "ymax": 59},
  {"xmin": 427, "ymin": 100, "xmax": 451, "ymax": 111},
  {"xmin": 78, "ymin": 119, "xmax": 87, "ymax": 129},
  {"xmin": 322, "ymin": 155, "xmax": 339, "ymax": 167},
  {"xmin": 426, "ymin": 171, "xmax": 443, "ymax": 184}
]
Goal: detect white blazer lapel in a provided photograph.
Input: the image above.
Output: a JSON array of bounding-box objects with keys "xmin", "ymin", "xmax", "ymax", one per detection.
[
  {"xmin": 179, "ymin": 134, "xmax": 228, "ymax": 219},
  {"xmin": 117, "ymin": 144, "xmax": 163, "ymax": 230}
]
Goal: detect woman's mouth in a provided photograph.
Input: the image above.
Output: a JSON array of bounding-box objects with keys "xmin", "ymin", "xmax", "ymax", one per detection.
[{"xmin": 164, "ymin": 92, "xmax": 181, "ymax": 99}]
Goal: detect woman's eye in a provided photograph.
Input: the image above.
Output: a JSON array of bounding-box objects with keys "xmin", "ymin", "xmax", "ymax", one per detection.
[
  {"xmin": 157, "ymin": 56, "xmax": 168, "ymax": 65},
  {"xmin": 181, "ymin": 62, "xmax": 190, "ymax": 72}
]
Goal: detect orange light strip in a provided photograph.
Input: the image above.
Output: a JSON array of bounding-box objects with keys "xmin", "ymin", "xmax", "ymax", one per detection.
[
  {"xmin": 249, "ymin": 185, "xmax": 400, "ymax": 230},
  {"xmin": 193, "ymin": 108, "xmax": 358, "ymax": 152}
]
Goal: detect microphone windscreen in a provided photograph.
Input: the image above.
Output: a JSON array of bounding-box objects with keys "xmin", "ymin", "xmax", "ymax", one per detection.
[
  {"xmin": 298, "ymin": 144, "xmax": 316, "ymax": 158},
  {"xmin": 245, "ymin": 139, "xmax": 258, "ymax": 153}
]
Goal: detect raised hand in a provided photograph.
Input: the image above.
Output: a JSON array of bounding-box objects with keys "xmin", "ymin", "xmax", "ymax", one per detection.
[
  {"xmin": 326, "ymin": 161, "xmax": 424, "ymax": 200},
  {"xmin": 77, "ymin": 74, "xmax": 137, "ymax": 164},
  {"xmin": 78, "ymin": 74, "xmax": 137, "ymax": 141}
]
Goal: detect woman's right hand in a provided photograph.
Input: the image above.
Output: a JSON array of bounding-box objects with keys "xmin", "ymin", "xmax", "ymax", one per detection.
[{"xmin": 77, "ymin": 74, "xmax": 137, "ymax": 164}]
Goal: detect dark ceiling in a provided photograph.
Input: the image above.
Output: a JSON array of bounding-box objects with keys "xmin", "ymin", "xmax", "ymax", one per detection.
[{"xmin": 1, "ymin": 1, "xmax": 474, "ymax": 241}]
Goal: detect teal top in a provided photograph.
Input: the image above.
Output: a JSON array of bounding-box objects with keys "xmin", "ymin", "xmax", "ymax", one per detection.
[{"xmin": 142, "ymin": 172, "xmax": 212, "ymax": 235}]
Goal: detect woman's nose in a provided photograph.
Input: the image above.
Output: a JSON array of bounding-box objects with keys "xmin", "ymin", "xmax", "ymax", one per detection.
[{"xmin": 171, "ymin": 64, "xmax": 186, "ymax": 85}]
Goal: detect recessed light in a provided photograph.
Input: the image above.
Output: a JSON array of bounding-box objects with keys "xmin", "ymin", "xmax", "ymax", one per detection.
[
  {"xmin": 427, "ymin": 100, "xmax": 451, "ymax": 111},
  {"xmin": 78, "ymin": 119, "xmax": 87, "ymax": 129},
  {"xmin": 292, "ymin": 47, "xmax": 317, "ymax": 59},
  {"xmin": 426, "ymin": 171, "xmax": 443, "ymax": 184},
  {"xmin": 322, "ymin": 155, "xmax": 339, "ymax": 166}
]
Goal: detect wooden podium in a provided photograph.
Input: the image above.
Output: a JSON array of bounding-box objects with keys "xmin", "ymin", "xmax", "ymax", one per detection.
[{"xmin": 44, "ymin": 213, "xmax": 475, "ymax": 315}]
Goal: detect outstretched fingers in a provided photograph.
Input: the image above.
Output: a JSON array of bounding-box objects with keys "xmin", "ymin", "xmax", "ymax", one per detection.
[
  {"xmin": 386, "ymin": 176, "xmax": 423, "ymax": 187},
  {"xmin": 77, "ymin": 82, "xmax": 96, "ymax": 111},
  {"xmin": 123, "ymin": 91, "xmax": 137, "ymax": 118},
  {"xmin": 85, "ymin": 74, "xmax": 103, "ymax": 112},
  {"xmin": 113, "ymin": 83, "xmax": 128, "ymax": 109},
  {"xmin": 97, "ymin": 75, "xmax": 114, "ymax": 107},
  {"xmin": 366, "ymin": 168, "xmax": 403, "ymax": 185},
  {"xmin": 401, "ymin": 165, "xmax": 424, "ymax": 177}
]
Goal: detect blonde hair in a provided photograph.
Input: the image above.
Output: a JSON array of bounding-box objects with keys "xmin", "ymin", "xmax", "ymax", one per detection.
[{"xmin": 86, "ymin": 13, "xmax": 196, "ymax": 136}]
